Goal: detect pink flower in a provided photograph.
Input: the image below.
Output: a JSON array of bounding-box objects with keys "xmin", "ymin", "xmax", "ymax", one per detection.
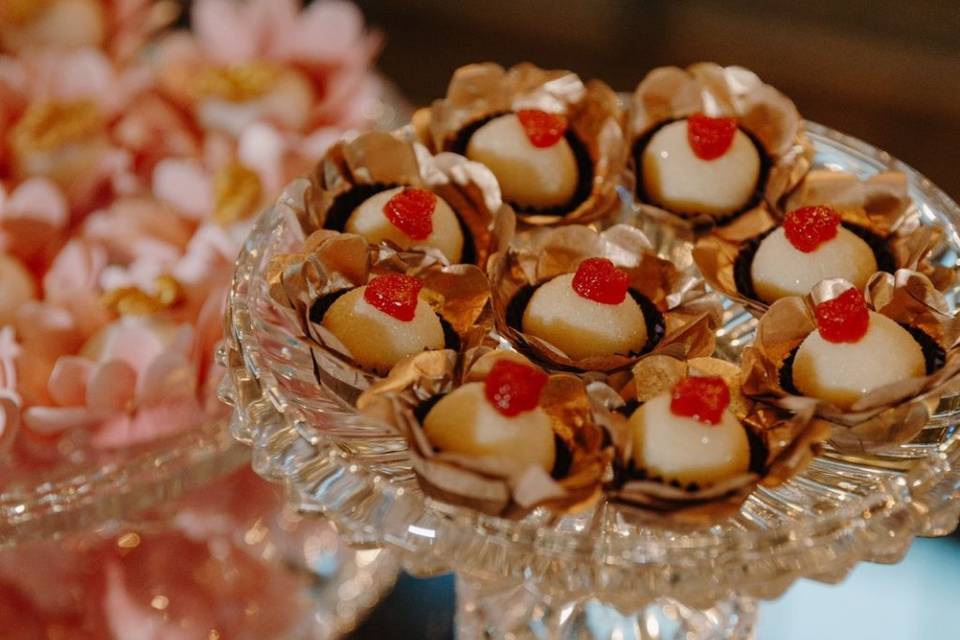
[
  {"xmin": 0, "ymin": 177, "xmax": 69, "ymax": 268},
  {"xmin": 22, "ymin": 317, "xmax": 206, "ymax": 449},
  {"xmin": 157, "ymin": 0, "xmax": 380, "ymax": 137}
]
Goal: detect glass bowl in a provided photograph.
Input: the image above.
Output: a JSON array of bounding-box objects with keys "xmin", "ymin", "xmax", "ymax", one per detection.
[{"xmin": 224, "ymin": 123, "xmax": 960, "ymax": 639}]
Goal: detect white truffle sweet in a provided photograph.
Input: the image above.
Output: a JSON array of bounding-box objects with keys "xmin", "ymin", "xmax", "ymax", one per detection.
[
  {"xmin": 344, "ymin": 186, "xmax": 464, "ymax": 262},
  {"xmin": 321, "ymin": 286, "xmax": 445, "ymax": 374},
  {"xmin": 521, "ymin": 273, "xmax": 647, "ymax": 360},
  {"xmin": 793, "ymin": 311, "xmax": 926, "ymax": 408},
  {"xmin": 629, "ymin": 393, "xmax": 750, "ymax": 486},
  {"xmin": 466, "ymin": 113, "xmax": 578, "ymax": 210},
  {"xmin": 423, "ymin": 382, "xmax": 556, "ymax": 473},
  {"xmin": 750, "ymin": 227, "xmax": 878, "ymax": 302},
  {"xmin": 642, "ymin": 119, "xmax": 761, "ymax": 217}
]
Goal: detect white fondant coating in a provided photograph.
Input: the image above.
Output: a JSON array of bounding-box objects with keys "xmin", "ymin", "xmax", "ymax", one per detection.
[
  {"xmin": 423, "ymin": 382, "xmax": 556, "ymax": 473},
  {"xmin": 793, "ymin": 311, "xmax": 926, "ymax": 408},
  {"xmin": 629, "ymin": 393, "xmax": 750, "ymax": 485},
  {"xmin": 750, "ymin": 227, "xmax": 878, "ymax": 302},
  {"xmin": 466, "ymin": 113, "xmax": 578, "ymax": 210},
  {"xmin": 642, "ymin": 119, "xmax": 760, "ymax": 217},
  {"xmin": 345, "ymin": 186, "xmax": 464, "ymax": 262},
  {"xmin": 321, "ymin": 286, "xmax": 444, "ymax": 374},
  {"xmin": 522, "ymin": 273, "xmax": 647, "ymax": 360}
]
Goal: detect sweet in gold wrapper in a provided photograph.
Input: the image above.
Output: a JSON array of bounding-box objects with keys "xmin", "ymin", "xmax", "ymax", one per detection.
[
  {"xmin": 693, "ymin": 170, "xmax": 955, "ymax": 314},
  {"xmin": 357, "ymin": 349, "xmax": 611, "ymax": 518},
  {"xmin": 487, "ymin": 217, "xmax": 722, "ymax": 374},
  {"xmin": 592, "ymin": 355, "xmax": 827, "ymax": 524},
  {"xmin": 267, "ymin": 231, "xmax": 493, "ymax": 406},
  {"xmin": 417, "ymin": 62, "xmax": 626, "ymax": 226},
  {"xmin": 628, "ymin": 63, "xmax": 812, "ymax": 230},
  {"xmin": 740, "ymin": 272, "xmax": 960, "ymax": 451},
  {"xmin": 296, "ymin": 129, "xmax": 504, "ymax": 266}
]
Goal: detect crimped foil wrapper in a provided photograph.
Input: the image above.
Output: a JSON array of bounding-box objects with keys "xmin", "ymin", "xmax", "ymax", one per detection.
[
  {"xmin": 590, "ymin": 355, "xmax": 828, "ymax": 524},
  {"xmin": 740, "ymin": 272, "xmax": 960, "ymax": 451},
  {"xmin": 627, "ymin": 63, "xmax": 812, "ymax": 230},
  {"xmin": 296, "ymin": 129, "xmax": 503, "ymax": 266},
  {"xmin": 266, "ymin": 231, "xmax": 492, "ymax": 405},
  {"xmin": 356, "ymin": 349, "xmax": 611, "ymax": 518},
  {"xmin": 418, "ymin": 62, "xmax": 627, "ymax": 226},
  {"xmin": 487, "ymin": 219, "xmax": 722, "ymax": 373},
  {"xmin": 693, "ymin": 170, "xmax": 954, "ymax": 314}
]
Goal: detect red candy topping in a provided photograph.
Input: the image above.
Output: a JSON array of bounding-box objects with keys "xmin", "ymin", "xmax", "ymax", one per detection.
[
  {"xmin": 363, "ymin": 274, "xmax": 423, "ymax": 322},
  {"xmin": 383, "ymin": 187, "xmax": 436, "ymax": 241},
  {"xmin": 571, "ymin": 257, "xmax": 630, "ymax": 305},
  {"xmin": 814, "ymin": 287, "xmax": 870, "ymax": 343},
  {"xmin": 484, "ymin": 359, "xmax": 549, "ymax": 417},
  {"xmin": 783, "ymin": 205, "xmax": 841, "ymax": 253},
  {"xmin": 516, "ymin": 109, "xmax": 568, "ymax": 148},
  {"xmin": 670, "ymin": 376, "xmax": 731, "ymax": 426},
  {"xmin": 686, "ymin": 114, "xmax": 738, "ymax": 160}
]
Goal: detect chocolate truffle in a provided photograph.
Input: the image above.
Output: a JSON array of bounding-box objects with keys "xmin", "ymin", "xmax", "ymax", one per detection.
[
  {"xmin": 642, "ymin": 115, "xmax": 760, "ymax": 217},
  {"xmin": 629, "ymin": 376, "xmax": 750, "ymax": 485},
  {"xmin": 345, "ymin": 186, "xmax": 465, "ymax": 263},
  {"xmin": 522, "ymin": 258, "xmax": 647, "ymax": 360},
  {"xmin": 321, "ymin": 274, "xmax": 444, "ymax": 374}
]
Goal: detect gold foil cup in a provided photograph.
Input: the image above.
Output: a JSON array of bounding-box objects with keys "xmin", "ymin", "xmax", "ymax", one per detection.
[
  {"xmin": 297, "ymin": 129, "xmax": 504, "ymax": 266},
  {"xmin": 267, "ymin": 232, "xmax": 493, "ymax": 406},
  {"xmin": 487, "ymin": 218, "xmax": 722, "ymax": 373},
  {"xmin": 357, "ymin": 350, "xmax": 611, "ymax": 518},
  {"xmin": 627, "ymin": 63, "xmax": 812, "ymax": 231},
  {"xmin": 593, "ymin": 356, "xmax": 827, "ymax": 524},
  {"xmin": 418, "ymin": 62, "xmax": 627, "ymax": 226},
  {"xmin": 693, "ymin": 170, "xmax": 953, "ymax": 314},
  {"xmin": 740, "ymin": 272, "xmax": 960, "ymax": 451}
]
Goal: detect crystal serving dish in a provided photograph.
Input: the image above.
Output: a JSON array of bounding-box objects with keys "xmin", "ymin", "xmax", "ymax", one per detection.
[{"xmin": 223, "ymin": 122, "xmax": 960, "ymax": 639}]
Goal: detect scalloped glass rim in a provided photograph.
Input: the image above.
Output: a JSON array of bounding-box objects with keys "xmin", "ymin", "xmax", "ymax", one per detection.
[{"xmin": 226, "ymin": 122, "xmax": 960, "ymax": 605}]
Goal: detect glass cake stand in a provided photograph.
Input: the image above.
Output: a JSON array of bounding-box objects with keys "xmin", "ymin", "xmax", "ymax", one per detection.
[{"xmin": 223, "ymin": 122, "xmax": 960, "ymax": 639}]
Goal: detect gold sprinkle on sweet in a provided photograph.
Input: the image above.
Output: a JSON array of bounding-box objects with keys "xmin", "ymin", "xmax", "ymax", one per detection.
[
  {"xmin": 102, "ymin": 275, "xmax": 183, "ymax": 316},
  {"xmin": 195, "ymin": 62, "xmax": 279, "ymax": 102},
  {"xmin": 213, "ymin": 162, "xmax": 262, "ymax": 225},
  {"xmin": 10, "ymin": 100, "xmax": 102, "ymax": 154}
]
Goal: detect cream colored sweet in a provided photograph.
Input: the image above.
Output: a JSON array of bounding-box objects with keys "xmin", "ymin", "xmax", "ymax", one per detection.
[
  {"xmin": 321, "ymin": 286, "xmax": 444, "ymax": 374},
  {"xmin": 0, "ymin": 254, "xmax": 36, "ymax": 326},
  {"xmin": 750, "ymin": 227, "xmax": 878, "ymax": 302},
  {"xmin": 466, "ymin": 113, "xmax": 578, "ymax": 210},
  {"xmin": 793, "ymin": 312, "xmax": 926, "ymax": 408},
  {"xmin": 522, "ymin": 273, "xmax": 647, "ymax": 360},
  {"xmin": 423, "ymin": 382, "xmax": 556, "ymax": 472},
  {"xmin": 345, "ymin": 187, "xmax": 464, "ymax": 262},
  {"xmin": 642, "ymin": 120, "xmax": 760, "ymax": 217},
  {"xmin": 629, "ymin": 393, "xmax": 750, "ymax": 486}
]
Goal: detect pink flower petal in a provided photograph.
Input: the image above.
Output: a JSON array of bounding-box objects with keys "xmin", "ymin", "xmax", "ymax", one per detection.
[
  {"xmin": 47, "ymin": 356, "xmax": 95, "ymax": 407},
  {"xmin": 92, "ymin": 399, "xmax": 201, "ymax": 449},
  {"xmin": 22, "ymin": 406, "xmax": 107, "ymax": 434},
  {"xmin": 86, "ymin": 360, "xmax": 137, "ymax": 413},
  {"xmin": 3, "ymin": 177, "xmax": 68, "ymax": 229},
  {"xmin": 192, "ymin": 0, "xmax": 259, "ymax": 62},
  {"xmin": 136, "ymin": 349, "xmax": 198, "ymax": 408},
  {"xmin": 152, "ymin": 159, "xmax": 213, "ymax": 220},
  {"xmin": 275, "ymin": 0, "xmax": 370, "ymax": 63},
  {"xmin": 0, "ymin": 390, "xmax": 21, "ymax": 454},
  {"xmin": 94, "ymin": 320, "xmax": 168, "ymax": 375}
]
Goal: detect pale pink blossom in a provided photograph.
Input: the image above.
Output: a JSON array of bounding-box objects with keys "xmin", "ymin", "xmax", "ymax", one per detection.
[
  {"xmin": 0, "ymin": 328, "xmax": 21, "ymax": 454},
  {"xmin": 22, "ymin": 317, "xmax": 206, "ymax": 449},
  {"xmin": 0, "ymin": 177, "xmax": 69, "ymax": 267}
]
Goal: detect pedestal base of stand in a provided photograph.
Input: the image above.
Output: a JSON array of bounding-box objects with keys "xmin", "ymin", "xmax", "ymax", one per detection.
[{"xmin": 455, "ymin": 576, "xmax": 757, "ymax": 639}]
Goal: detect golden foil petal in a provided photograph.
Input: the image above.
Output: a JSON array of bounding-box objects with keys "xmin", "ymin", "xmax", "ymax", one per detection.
[
  {"xmin": 101, "ymin": 275, "xmax": 184, "ymax": 316},
  {"xmin": 194, "ymin": 62, "xmax": 280, "ymax": 102},
  {"xmin": 213, "ymin": 162, "xmax": 263, "ymax": 225}
]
